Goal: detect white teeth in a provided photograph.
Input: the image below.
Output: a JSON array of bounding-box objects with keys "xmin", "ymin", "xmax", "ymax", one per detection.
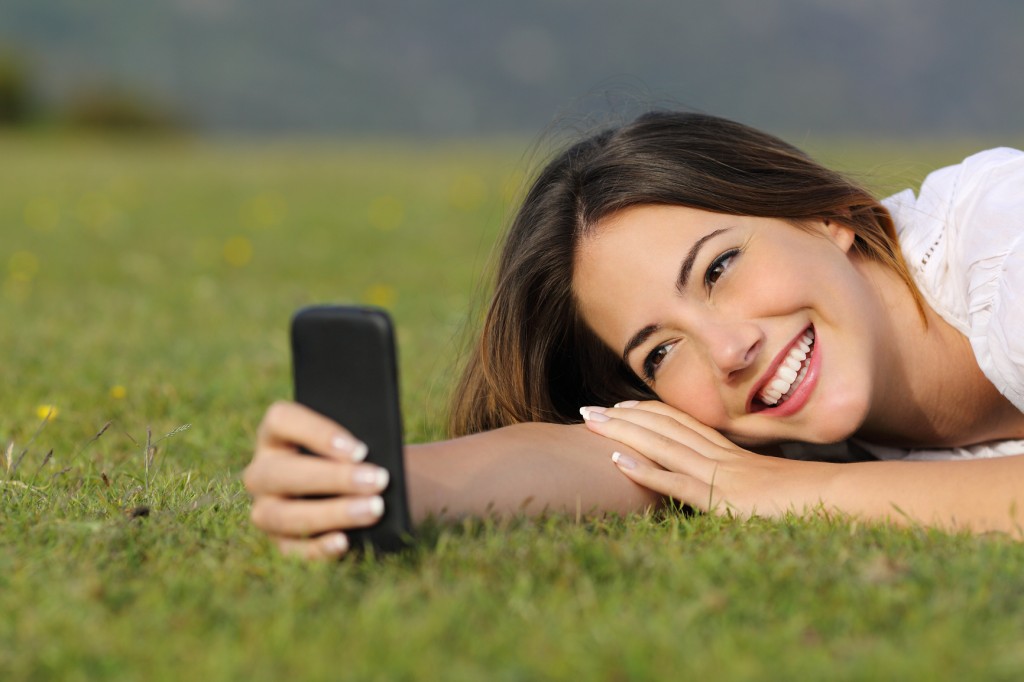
[{"xmin": 758, "ymin": 329, "xmax": 815, "ymax": 407}]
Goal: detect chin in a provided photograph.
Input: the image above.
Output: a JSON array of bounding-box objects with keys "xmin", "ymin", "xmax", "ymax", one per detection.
[
  {"xmin": 735, "ymin": 397, "xmax": 867, "ymax": 447},
  {"xmin": 800, "ymin": 390, "xmax": 871, "ymax": 444}
]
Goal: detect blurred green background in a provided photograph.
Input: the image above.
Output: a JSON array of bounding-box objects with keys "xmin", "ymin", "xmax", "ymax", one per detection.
[{"xmin": 0, "ymin": 137, "xmax": 525, "ymax": 452}]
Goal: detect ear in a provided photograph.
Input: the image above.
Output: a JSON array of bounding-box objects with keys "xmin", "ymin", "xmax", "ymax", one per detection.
[{"xmin": 823, "ymin": 218, "xmax": 857, "ymax": 253}]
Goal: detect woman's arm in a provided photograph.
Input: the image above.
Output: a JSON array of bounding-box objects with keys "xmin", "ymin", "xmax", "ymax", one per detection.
[
  {"xmin": 243, "ymin": 402, "xmax": 661, "ymax": 559},
  {"xmin": 583, "ymin": 402, "xmax": 1024, "ymax": 537},
  {"xmin": 407, "ymin": 422, "xmax": 662, "ymax": 522},
  {"xmin": 822, "ymin": 457, "xmax": 1024, "ymax": 535}
]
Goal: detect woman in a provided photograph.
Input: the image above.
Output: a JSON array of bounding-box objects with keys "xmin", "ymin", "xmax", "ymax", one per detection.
[{"xmin": 244, "ymin": 111, "xmax": 1024, "ymax": 559}]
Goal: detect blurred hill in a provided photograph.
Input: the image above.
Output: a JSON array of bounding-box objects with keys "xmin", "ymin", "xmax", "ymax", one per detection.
[{"xmin": 1, "ymin": 0, "xmax": 1021, "ymax": 136}]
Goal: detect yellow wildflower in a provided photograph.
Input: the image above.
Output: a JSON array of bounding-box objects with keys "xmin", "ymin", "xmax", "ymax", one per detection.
[
  {"xmin": 36, "ymin": 405, "xmax": 59, "ymax": 421},
  {"xmin": 364, "ymin": 284, "xmax": 397, "ymax": 309},
  {"xmin": 8, "ymin": 251, "xmax": 39, "ymax": 282},
  {"xmin": 223, "ymin": 236, "xmax": 253, "ymax": 267}
]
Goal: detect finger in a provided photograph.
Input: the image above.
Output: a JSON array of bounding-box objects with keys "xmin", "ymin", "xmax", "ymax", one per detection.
[
  {"xmin": 243, "ymin": 454, "xmax": 390, "ymax": 497},
  {"xmin": 258, "ymin": 400, "xmax": 367, "ymax": 462},
  {"xmin": 606, "ymin": 406, "xmax": 722, "ymax": 452},
  {"xmin": 584, "ymin": 404, "xmax": 722, "ymax": 457},
  {"xmin": 250, "ymin": 495, "xmax": 385, "ymax": 537},
  {"xmin": 612, "ymin": 400, "xmax": 734, "ymax": 447},
  {"xmin": 274, "ymin": 532, "xmax": 350, "ymax": 560},
  {"xmin": 581, "ymin": 408, "xmax": 717, "ymax": 480},
  {"xmin": 610, "ymin": 451, "xmax": 712, "ymax": 512}
]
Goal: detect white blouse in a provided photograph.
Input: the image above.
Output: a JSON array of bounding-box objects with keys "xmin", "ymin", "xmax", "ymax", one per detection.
[{"xmin": 861, "ymin": 147, "xmax": 1024, "ymax": 461}]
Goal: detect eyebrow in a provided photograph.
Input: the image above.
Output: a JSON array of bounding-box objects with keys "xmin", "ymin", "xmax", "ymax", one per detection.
[
  {"xmin": 622, "ymin": 324, "xmax": 659, "ymax": 366},
  {"xmin": 676, "ymin": 228, "xmax": 730, "ymax": 293},
  {"xmin": 620, "ymin": 227, "xmax": 732, "ymax": 365}
]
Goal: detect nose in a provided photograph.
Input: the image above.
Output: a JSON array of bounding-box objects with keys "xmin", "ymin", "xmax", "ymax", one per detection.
[{"xmin": 697, "ymin": 318, "xmax": 763, "ymax": 382}]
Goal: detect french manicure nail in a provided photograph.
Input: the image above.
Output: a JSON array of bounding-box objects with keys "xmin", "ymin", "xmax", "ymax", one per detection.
[
  {"xmin": 614, "ymin": 400, "xmax": 639, "ymax": 408},
  {"xmin": 580, "ymin": 406, "xmax": 610, "ymax": 422},
  {"xmin": 354, "ymin": 464, "xmax": 389, "ymax": 485},
  {"xmin": 611, "ymin": 451, "xmax": 637, "ymax": 470},
  {"xmin": 353, "ymin": 466, "xmax": 389, "ymax": 489},
  {"xmin": 332, "ymin": 435, "xmax": 368, "ymax": 462},
  {"xmin": 351, "ymin": 496, "xmax": 385, "ymax": 518},
  {"xmin": 326, "ymin": 533, "xmax": 349, "ymax": 555}
]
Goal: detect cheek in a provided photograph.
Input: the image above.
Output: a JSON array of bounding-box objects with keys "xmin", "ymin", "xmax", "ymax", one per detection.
[
  {"xmin": 732, "ymin": 236, "xmax": 850, "ymax": 310},
  {"xmin": 655, "ymin": 372, "xmax": 730, "ymax": 429},
  {"xmin": 732, "ymin": 261, "xmax": 813, "ymax": 313}
]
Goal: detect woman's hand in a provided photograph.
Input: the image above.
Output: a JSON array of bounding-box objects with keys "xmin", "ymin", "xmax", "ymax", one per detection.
[
  {"xmin": 580, "ymin": 401, "xmax": 835, "ymax": 518},
  {"xmin": 243, "ymin": 401, "xmax": 392, "ymax": 560}
]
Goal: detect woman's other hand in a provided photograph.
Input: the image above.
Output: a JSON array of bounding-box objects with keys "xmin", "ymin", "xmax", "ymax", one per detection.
[
  {"xmin": 580, "ymin": 401, "xmax": 834, "ymax": 518},
  {"xmin": 243, "ymin": 401, "xmax": 391, "ymax": 560}
]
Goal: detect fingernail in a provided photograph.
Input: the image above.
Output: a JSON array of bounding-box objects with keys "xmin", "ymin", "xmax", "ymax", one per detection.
[
  {"xmin": 611, "ymin": 451, "xmax": 637, "ymax": 470},
  {"xmin": 580, "ymin": 406, "xmax": 609, "ymax": 423},
  {"xmin": 353, "ymin": 466, "xmax": 389, "ymax": 489},
  {"xmin": 332, "ymin": 435, "xmax": 368, "ymax": 462},
  {"xmin": 325, "ymin": 532, "xmax": 349, "ymax": 555},
  {"xmin": 351, "ymin": 496, "xmax": 385, "ymax": 518},
  {"xmin": 614, "ymin": 400, "xmax": 639, "ymax": 408}
]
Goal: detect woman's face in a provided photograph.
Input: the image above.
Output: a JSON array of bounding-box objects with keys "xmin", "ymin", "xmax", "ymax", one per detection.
[{"xmin": 573, "ymin": 204, "xmax": 892, "ymax": 446}]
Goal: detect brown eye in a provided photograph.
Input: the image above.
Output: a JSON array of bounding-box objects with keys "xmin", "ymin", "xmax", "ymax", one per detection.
[
  {"xmin": 642, "ymin": 342, "xmax": 675, "ymax": 382},
  {"xmin": 705, "ymin": 249, "xmax": 739, "ymax": 288}
]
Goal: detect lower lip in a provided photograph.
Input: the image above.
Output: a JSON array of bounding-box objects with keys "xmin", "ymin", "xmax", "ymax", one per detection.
[{"xmin": 758, "ymin": 329, "xmax": 822, "ymax": 418}]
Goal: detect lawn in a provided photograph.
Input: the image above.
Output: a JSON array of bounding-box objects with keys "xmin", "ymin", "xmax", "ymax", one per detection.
[{"xmin": 3, "ymin": 131, "xmax": 1024, "ymax": 681}]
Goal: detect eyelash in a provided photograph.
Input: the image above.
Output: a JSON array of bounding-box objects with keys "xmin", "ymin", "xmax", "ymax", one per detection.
[
  {"xmin": 641, "ymin": 247, "xmax": 740, "ymax": 382},
  {"xmin": 704, "ymin": 248, "xmax": 739, "ymax": 290},
  {"xmin": 642, "ymin": 343, "xmax": 674, "ymax": 382}
]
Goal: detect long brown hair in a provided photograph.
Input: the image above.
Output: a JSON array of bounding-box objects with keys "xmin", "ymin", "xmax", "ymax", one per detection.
[{"xmin": 449, "ymin": 111, "xmax": 920, "ymax": 436}]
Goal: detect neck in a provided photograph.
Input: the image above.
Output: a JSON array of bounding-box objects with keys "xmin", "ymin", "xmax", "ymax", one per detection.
[{"xmin": 855, "ymin": 262, "xmax": 1024, "ymax": 448}]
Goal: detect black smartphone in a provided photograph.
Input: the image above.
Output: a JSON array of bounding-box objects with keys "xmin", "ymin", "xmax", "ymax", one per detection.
[{"xmin": 290, "ymin": 305, "xmax": 412, "ymax": 553}]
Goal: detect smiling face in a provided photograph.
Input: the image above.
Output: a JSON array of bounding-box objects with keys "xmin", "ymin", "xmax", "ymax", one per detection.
[{"xmin": 573, "ymin": 204, "xmax": 895, "ymax": 446}]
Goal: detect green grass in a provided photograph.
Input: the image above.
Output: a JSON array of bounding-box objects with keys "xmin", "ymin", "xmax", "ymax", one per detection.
[{"xmin": 3, "ymin": 132, "xmax": 1024, "ymax": 681}]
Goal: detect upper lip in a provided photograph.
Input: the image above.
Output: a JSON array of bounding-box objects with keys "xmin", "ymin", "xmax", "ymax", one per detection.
[{"xmin": 746, "ymin": 325, "xmax": 813, "ymax": 412}]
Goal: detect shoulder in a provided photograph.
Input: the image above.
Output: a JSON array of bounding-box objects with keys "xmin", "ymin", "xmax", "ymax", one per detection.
[
  {"xmin": 951, "ymin": 148, "xmax": 1024, "ymax": 411},
  {"xmin": 931, "ymin": 147, "xmax": 1024, "ymax": 259},
  {"xmin": 884, "ymin": 147, "xmax": 1024, "ymax": 238},
  {"xmin": 936, "ymin": 147, "xmax": 1024, "ymax": 218},
  {"xmin": 886, "ymin": 147, "xmax": 1024, "ymax": 411},
  {"xmin": 956, "ymin": 146, "xmax": 1024, "ymax": 182},
  {"xmin": 883, "ymin": 147, "xmax": 1024, "ymax": 289}
]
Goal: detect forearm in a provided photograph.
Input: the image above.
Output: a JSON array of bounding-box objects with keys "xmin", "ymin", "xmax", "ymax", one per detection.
[
  {"xmin": 405, "ymin": 422, "xmax": 662, "ymax": 523},
  {"xmin": 823, "ymin": 455, "xmax": 1024, "ymax": 536}
]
